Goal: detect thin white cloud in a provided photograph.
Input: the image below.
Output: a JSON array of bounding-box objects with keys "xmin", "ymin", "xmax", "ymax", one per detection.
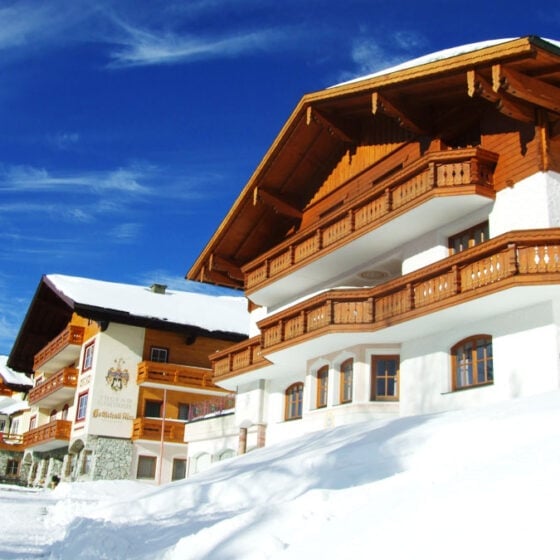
[
  {"xmin": 106, "ymin": 21, "xmax": 292, "ymax": 68},
  {"xmin": 0, "ymin": 164, "xmax": 152, "ymax": 195},
  {"xmin": 47, "ymin": 132, "xmax": 80, "ymax": 150},
  {"xmin": 110, "ymin": 222, "xmax": 142, "ymax": 242},
  {"xmin": 340, "ymin": 31, "xmax": 428, "ymax": 82}
]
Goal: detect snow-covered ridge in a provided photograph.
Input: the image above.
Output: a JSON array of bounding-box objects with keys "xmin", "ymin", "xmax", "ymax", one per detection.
[
  {"xmin": 332, "ymin": 37, "xmax": 560, "ymax": 88},
  {"xmin": 2, "ymin": 389, "xmax": 559, "ymax": 559},
  {"xmin": 45, "ymin": 274, "xmax": 250, "ymax": 336}
]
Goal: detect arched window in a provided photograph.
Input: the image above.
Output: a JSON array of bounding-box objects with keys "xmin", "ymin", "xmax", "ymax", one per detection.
[
  {"xmin": 285, "ymin": 383, "xmax": 304, "ymax": 420},
  {"xmin": 451, "ymin": 335, "xmax": 493, "ymax": 390},
  {"xmin": 340, "ymin": 359, "xmax": 353, "ymax": 404},
  {"xmin": 316, "ymin": 366, "xmax": 328, "ymax": 409},
  {"xmin": 50, "ymin": 409, "xmax": 57, "ymax": 422},
  {"xmin": 61, "ymin": 404, "xmax": 69, "ymax": 420}
]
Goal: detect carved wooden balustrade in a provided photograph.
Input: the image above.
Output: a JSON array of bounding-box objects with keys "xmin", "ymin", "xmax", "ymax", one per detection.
[
  {"xmin": 212, "ymin": 337, "xmax": 269, "ymax": 382},
  {"xmin": 243, "ymin": 147, "xmax": 498, "ymax": 292},
  {"xmin": 28, "ymin": 367, "xmax": 78, "ymax": 406},
  {"xmin": 23, "ymin": 420, "xmax": 72, "ymax": 448},
  {"xmin": 187, "ymin": 394, "xmax": 236, "ymax": 422},
  {"xmin": 213, "ymin": 229, "xmax": 560, "ymax": 380},
  {"xmin": 137, "ymin": 361, "xmax": 216, "ymax": 390},
  {"xmin": 33, "ymin": 325, "xmax": 85, "ymax": 371},
  {"xmin": 131, "ymin": 418, "xmax": 186, "ymax": 443}
]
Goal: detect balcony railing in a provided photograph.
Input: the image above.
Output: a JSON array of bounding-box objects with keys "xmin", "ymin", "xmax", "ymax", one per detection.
[
  {"xmin": 213, "ymin": 229, "xmax": 560, "ymax": 379},
  {"xmin": 243, "ymin": 147, "xmax": 498, "ymax": 292},
  {"xmin": 28, "ymin": 367, "xmax": 78, "ymax": 406},
  {"xmin": 0, "ymin": 432, "xmax": 24, "ymax": 451},
  {"xmin": 213, "ymin": 338, "xmax": 269, "ymax": 381},
  {"xmin": 33, "ymin": 325, "xmax": 85, "ymax": 371},
  {"xmin": 187, "ymin": 394, "xmax": 236, "ymax": 422},
  {"xmin": 137, "ymin": 361, "xmax": 216, "ymax": 389},
  {"xmin": 131, "ymin": 418, "xmax": 186, "ymax": 443},
  {"xmin": 23, "ymin": 420, "xmax": 72, "ymax": 448}
]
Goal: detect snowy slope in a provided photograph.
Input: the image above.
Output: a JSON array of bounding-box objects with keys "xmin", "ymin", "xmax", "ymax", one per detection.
[{"xmin": 2, "ymin": 391, "xmax": 560, "ymax": 559}]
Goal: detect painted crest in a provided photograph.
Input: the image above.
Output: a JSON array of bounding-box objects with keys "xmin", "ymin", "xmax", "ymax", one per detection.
[{"xmin": 106, "ymin": 358, "xmax": 129, "ymax": 392}]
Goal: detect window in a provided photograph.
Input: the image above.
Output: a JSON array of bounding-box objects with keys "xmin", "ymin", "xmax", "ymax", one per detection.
[
  {"xmin": 137, "ymin": 455, "xmax": 157, "ymax": 479},
  {"xmin": 82, "ymin": 341, "xmax": 95, "ymax": 372},
  {"xmin": 171, "ymin": 458, "xmax": 186, "ymax": 481},
  {"xmin": 316, "ymin": 366, "xmax": 328, "ymax": 408},
  {"xmin": 61, "ymin": 404, "xmax": 69, "ymax": 420},
  {"xmin": 449, "ymin": 221, "xmax": 489, "ymax": 255},
  {"xmin": 340, "ymin": 359, "xmax": 353, "ymax": 404},
  {"xmin": 285, "ymin": 383, "xmax": 303, "ymax": 420},
  {"xmin": 28, "ymin": 416, "xmax": 37, "ymax": 431},
  {"xmin": 0, "ymin": 419, "xmax": 5, "ymax": 433},
  {"xmin": 178, "ymin": 403, "xmax": 190, "ymax": 421},
  {"xmin": 150, "ymin": 346, "xmax": 168, "ymax": 363},
  {"xmin": 452, "ymin": 335, "xmax": 493, "ymax": 390},
  {"xmin": 10, "ymin": 418, "xmax": 19, "ymax": 435},
  {"xmin": 50, "ymin": 409, "xmax": 57, "ymax": 422},
  {"xmin": 145, "ymin": 400, "xmax": 163, "ymax": 418},
  {"xmin": 81, "ymin": 451, "xmax": 93, "ymax": 475},
  {"xmin": 76, "ymin": 391, "xmax": 88, "ymax": 421},
  {"xmin": 371, "ymin": 356, "xmax": 399, "ymax": 401},
  {"xmin": 6, "ymin": 459, "xmax": 19, "ymax": 477}
]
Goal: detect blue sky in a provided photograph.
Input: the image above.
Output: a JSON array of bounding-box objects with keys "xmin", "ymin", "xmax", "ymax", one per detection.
[{"xmin": 0, "ymin": 0, "xmax": 558, "ymax": 356}]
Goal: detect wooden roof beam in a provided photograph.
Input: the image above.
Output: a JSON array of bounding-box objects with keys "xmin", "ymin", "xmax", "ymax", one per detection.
[
  {"xmin": 306, "ymin": 106, "xmax": 354, "ymax": 144},
  {"xmin": 200, "ymin": 265, "xmax": 243, "ymax": 288},
  {"xmin": 371, "ymin": 92, "xmax": 429, "ymax": 136},
  {"xmin": 492, "ymin": 64, "xmax": 560, "ymax": 114},
  {"xmin": 467, "ymin": 69, "xmax": 534, "ymax": 123},
  {"xmin": 208, "ymin": 254, "xmax": 244, "ymax": 282},
  {"xmin": 253, "ymin": 187, "xmax": 303, "ymax": 220}
]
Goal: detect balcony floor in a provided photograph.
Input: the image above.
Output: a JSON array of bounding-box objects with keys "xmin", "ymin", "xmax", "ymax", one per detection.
[
  {"xmin": 251, "ymin": 194, "xmax": 493, "ymax": 308},
  {"xmin": 218, "ymin": 283, "xmax": 560, "ymax": 389}
]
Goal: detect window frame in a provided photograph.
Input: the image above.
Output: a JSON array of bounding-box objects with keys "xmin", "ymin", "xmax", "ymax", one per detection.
[
  {"xmin": 339, "ymin": 358, "xmax": 353, "ymax": 404},
  {"xmin": 150, "ymin": 346, "xmax": 169, "ymax": 363},
  {"xmin": 448, "ymin": 221, "xmax": 489, "ymax": 255},
  {"xmin": 137, "ymin": 455, "xmax": 157, "ymax": 480},
  {"xmin": 76, "ymin": 391, "xmax": 89, "ymax": 422},
  {"xmin": 316, "ymin": 366, "xmax": 328, "ymax": 409},
  {"xmin": 6, "ymin": 458, "xmax": 19, "ymax": 477},
  {"xmin": 82, "ymin": 340, "xmax": 95, "ymax": 372},
  {"xmin": 451, "ymin": 335, "xmax": 493, "ymax": 391},
  {"xmin": 144, "ymin": 399, "xmax": 163, "ymax": 418},
  {"xmin": 371, "ymin": 355, "xmax": 400, "ymax": 401},
  {"xmin": 285, "ymin": 382, "xmax": 304, "ymax": 421}
]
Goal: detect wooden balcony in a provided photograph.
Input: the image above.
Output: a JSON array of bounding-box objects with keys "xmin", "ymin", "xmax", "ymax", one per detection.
[
  {"xmin": 33, "ymin": 325, "xmax": 85, "ymax": 373},
  {"xmin": 137, "ymin": 361, "xmax": 222, "ymax": 394},
  {"xmin": 23, "ymin": 420, "xmax": 71, "ymax": 452},
  {"xmin": 131, "ymin": 417, "xmax": 186, "ymax": 443},
  {"xmin": 212, "ymin": 338, "xmax": 271, "ymax": 382},
  {"xmin": 214, "ymin": 229, "xmax": 560, "ymax": 380},
  {"xmin": 243, "ymin": 147, "xmax": 498, "ymax": 294},
  {"xmin": 28, "ymin": 367, "xmax": 78, "ymax": 407},
  {"xmin": 0, "ymin": 432, "xmax": 24, "ymax": 452},
  {"xmin": 187, "ymin": 394, "xmax": 236, "ymax": 422}
]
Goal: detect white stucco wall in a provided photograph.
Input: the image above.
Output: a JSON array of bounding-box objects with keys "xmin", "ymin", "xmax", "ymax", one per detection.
[
  {"xmin": 400, "ymin": 300, "xmax": 560, "ymax": 416},
  {"xmin": 71, "ymin": 324, "xmax": 143, "ymax": 441},
  {"xmin": 490, "ymin": 171, "xmax": 560, "ymax": 235}
]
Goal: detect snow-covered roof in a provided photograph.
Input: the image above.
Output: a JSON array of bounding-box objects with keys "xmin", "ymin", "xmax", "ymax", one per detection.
[
  {"xmin": 0, "ymin": 396, "xmax": 29, "ymax": 416},
  {"xmin": 44, "ymin": 274, "xmax": 249, "ymax": 336},
  {"xmin": 332, "ymin": 37, "xmax": 560, "ymax": 88},
  {"xmin": 0, "ymin": 356, "xmax": 32, "ymax": 387}
]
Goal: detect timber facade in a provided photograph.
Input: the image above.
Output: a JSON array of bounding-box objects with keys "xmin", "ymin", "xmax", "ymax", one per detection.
[
  {"xmin": 187, "ymin": 37, "xmax": 560, "ymax": 453},
  {"xmin": 7, "ymin": 275, "xmax": 247, "ymax": 486}
]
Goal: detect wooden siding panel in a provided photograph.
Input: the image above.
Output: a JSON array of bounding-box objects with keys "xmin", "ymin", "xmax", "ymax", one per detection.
[
  {"xmin": 143, "ymin": 330, "xmax": 237, "ymax": 369},
  {"xmin": 481, "ymin": 116, "xmax": 541, "ymax": 190}
]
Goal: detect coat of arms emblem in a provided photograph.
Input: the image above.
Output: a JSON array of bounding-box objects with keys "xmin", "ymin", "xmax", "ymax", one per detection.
[{"xmin": 106, "ymin": 358, "xmax": 129, "ymax": 392}]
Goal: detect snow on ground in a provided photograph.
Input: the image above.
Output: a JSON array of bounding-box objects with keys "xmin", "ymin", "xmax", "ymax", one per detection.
[{"xmin": 2, "ymin": 391, "xmax": 560, "ymax": 559}]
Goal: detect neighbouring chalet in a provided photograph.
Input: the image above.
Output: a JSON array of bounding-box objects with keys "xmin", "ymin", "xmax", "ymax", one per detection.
[
  {"xmin": 7, "ymin": 275, "xmax": 248, "ymax": 485},
  {"xmin": 186, "ymin": 36, "xmax": 560, "ymax": 453},
  {"xmin": 0, "ymin": 356, "xmax": 32, "ymax": 483}
]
